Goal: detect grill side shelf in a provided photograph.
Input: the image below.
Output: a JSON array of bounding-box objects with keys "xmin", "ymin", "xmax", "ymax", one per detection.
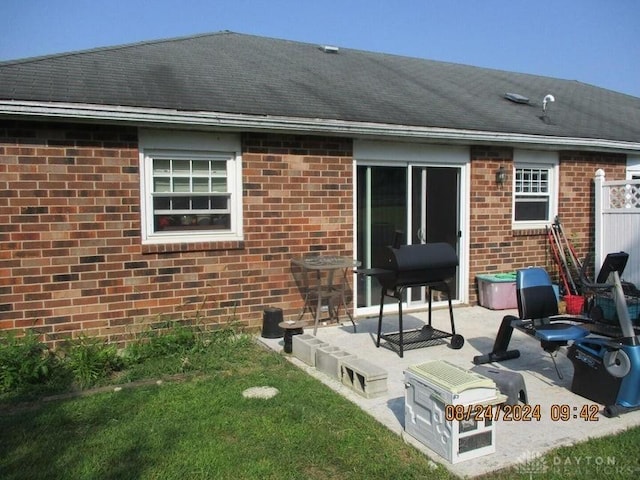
[{"xmin": 355, "ymin": 268, "xmax": 392, "ymax": 276}]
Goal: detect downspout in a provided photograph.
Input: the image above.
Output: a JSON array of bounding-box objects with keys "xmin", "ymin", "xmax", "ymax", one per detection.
[{"xmin": 593, "ymin": 169, "xmax": 605, "ymax": 278}]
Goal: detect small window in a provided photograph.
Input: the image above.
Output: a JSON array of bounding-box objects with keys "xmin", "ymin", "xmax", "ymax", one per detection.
[
  {"xmin": 513, "ymin": 151, "xmax": 558, "ymax": 229},
  {"xmin": 627, "ymin": 154, "xmax": 640, "ymax": 180},
  {"xmin": 514, "ymin": 167, "xmax": 549, "ymax": 221},
  {"xmin": 139, "ymin": 130, "xmax": 243, "ymax": 244},
  {"xmin": 151, "ymin": 155, "xmax": 232, "ymax": 232}
]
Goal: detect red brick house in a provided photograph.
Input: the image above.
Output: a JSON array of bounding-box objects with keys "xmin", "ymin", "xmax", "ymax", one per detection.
[{"xmin": 1, "ymin": 32, "xmax": 639, "ymax": 345}]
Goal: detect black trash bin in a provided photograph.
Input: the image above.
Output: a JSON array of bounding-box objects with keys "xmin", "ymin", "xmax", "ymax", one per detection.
[{"xmin": 262, "ymin": 307, "xmax": 284, "ymax": 339}]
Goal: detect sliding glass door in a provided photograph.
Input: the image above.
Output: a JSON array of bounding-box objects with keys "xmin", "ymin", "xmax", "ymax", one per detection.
[{"xmin": 356, "ymin": 164, "xmax": 461, "ymax": 313}]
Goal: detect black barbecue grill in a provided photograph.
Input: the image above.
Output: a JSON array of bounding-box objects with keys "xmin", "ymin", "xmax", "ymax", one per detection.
[{"xmin": 358, "ymin": 236, "xmax": 464, "ymax": 357}]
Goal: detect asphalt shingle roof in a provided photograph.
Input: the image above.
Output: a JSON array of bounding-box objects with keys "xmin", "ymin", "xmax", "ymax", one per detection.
[{"xmin": 1, "ymin": 31, "xmax": 639, "ymax": 143}]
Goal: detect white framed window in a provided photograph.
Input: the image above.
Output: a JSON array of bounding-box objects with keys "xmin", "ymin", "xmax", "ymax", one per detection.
[
  {"xmin": 139, "ymin": 129, "xmax": 243, "ymax": 244},
  {"xmin": 627, "ymin": 155, "xmax": 640, "ymax": 180},
  {"xmin": 513, "ymin": 150, "xmax": 558, "ymax": 229}
]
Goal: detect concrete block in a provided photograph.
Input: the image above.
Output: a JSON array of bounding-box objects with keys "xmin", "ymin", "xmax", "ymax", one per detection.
[
  {"xmin": 341, "ymin": 358, "xmax": 388, "ymax": 398},
  {"xmin": 292, "ymin": 334, "xmax": 329, "ymax": 366},
  {"xmin": 315, "ymin": 345, "xmax": 357, "ymax": 381}
]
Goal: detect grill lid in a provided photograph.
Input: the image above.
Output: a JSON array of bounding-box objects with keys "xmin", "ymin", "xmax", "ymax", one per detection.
[
  {"xmin": 385, "ymin": 242, "xmax": 458, "ymax": 272},
  {"xmin": 374, "ymin": 242, "xmax": 458, "ymax": 288}
]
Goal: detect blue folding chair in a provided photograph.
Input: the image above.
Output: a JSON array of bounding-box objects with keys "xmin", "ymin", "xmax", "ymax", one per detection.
[{"xmin": 474, "ymin": 267, "xmax": 590, "ymax": 378}]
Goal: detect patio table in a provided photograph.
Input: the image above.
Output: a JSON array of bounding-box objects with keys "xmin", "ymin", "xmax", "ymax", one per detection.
[{"xmin": 292, "ymin": 255, "xmax": 360, "ymax": 335}]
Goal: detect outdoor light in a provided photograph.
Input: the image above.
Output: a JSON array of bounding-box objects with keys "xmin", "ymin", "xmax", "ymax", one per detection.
[{"xmin": 496, "ymin": 165, "xmax": 507, "ymax": 186}]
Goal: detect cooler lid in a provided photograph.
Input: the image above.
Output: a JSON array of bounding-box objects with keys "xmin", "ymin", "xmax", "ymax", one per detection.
[{"xmin": 407, "ymin": 360, "xmax": 495, "ymax": 394}]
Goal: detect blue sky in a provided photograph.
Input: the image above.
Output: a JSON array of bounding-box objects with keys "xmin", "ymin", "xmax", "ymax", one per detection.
[{"xmin": 2, "ymin": 0, "xmax": 639, "ymax": 98}]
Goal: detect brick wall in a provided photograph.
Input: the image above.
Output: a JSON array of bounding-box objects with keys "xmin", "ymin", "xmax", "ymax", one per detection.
[
  {"xmin": 0, "ymin": 119, "xmax": 629, "ymax": 345},
  {"xmin": 1, "ymin": 122, "xmax": 141, "ymax": 346},
  {"xmin": 468, "ymin": 146, "xmax": 627, "ymax": 304},
  {"xmin": 557, "ymin": 151, "xmax": 627, "ymax": 249},
  {"xmin": 0, "ymin": 121, "xmax": 354, "ymax": 347},
  {"xmin": 233, "ymin": 132, "xmax": 354, "ymax": 324}
]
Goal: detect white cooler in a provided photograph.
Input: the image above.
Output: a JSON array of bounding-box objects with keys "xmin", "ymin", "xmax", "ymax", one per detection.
[{"xmin": 404, "ymin": 360, "xmax": 504, "ymax": 464}]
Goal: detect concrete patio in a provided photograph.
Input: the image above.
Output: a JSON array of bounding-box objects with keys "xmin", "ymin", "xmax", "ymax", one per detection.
[{"xmin": 258, "ymin": 306, "xmax": 640, "ymax": 478}]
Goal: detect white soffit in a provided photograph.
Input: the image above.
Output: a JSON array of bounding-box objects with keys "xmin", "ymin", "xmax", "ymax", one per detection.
[{"xmin": 2, "ymin": 100, "xmax": 640, "ymax": 153}]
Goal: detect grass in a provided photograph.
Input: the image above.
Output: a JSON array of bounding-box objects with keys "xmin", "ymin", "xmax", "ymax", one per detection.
[
  {"xmin": 482, "ymin": 428, "xmax": 640, "ymax": 479},
  {"xmin": 0, "ymin": 337, "xmax": 453, "ymax": 480},
  {"xmin": 1, "ymin": 333, "xmax": 639, "ymax": 479}
]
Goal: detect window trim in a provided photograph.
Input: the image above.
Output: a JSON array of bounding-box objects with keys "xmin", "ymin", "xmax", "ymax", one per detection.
[
  {"xmin": 627, "ymin": 155, "xmax": 640, "ymax": 180},
  {"xmin": 512, "ymin": 150, "xmax": 559, "ymax": 230},
  {"xmin": 139, "ymin": 129, "xmax": 243, "ymax": 245}
]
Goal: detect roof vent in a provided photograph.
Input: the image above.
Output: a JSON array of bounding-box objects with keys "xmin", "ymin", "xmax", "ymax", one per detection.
[
  {"xmin": 504, "ymin": 92, "xmax": 530, "ymax": 104},
  {"xmin": 321, "ymin": 45, "xmax": 339, "ymax": 54}
]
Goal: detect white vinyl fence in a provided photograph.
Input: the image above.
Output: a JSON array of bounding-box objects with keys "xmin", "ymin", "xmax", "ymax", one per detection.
[{"xmin": 594, "ymin": 169, "xmax": 640, "ymax": 285}]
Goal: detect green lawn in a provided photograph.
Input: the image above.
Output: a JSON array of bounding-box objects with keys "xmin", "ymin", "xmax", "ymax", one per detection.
[
  {"xmin": 1, "ymin": 336, "xmax": 639, "ymax": 479},
  {"xmin": 1, "ymin": 339, "xmax": 454, "ymax": 480}
]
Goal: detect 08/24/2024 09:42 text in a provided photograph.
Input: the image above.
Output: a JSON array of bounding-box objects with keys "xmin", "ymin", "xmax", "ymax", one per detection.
[{"xmin": 444, "ymin": 403, "xmax": 600, "ymax": 422}]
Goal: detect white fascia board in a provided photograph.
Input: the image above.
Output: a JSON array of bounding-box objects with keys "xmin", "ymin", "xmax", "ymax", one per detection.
[{"xmin": 2, "ymin": 100, "xmax": 640, "ymax": 153}]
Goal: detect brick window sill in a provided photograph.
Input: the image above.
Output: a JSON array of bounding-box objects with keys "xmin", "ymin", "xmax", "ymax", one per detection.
[
  {"xmin": 142, "ymin": 241, "xmax": 245, "ymax": 254},
  {"xmin": 512, "ymin": 228, "xmax": 547, "ymax": 237}
]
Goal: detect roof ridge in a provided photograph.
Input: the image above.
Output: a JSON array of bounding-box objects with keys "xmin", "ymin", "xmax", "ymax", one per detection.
[
  {"xmin": 0, "ymin": 30, "xmax": 238, "ymax": 66},
  {"xmin": 0, "ymin": 31, "xmax": 585, "ymax": 90}
]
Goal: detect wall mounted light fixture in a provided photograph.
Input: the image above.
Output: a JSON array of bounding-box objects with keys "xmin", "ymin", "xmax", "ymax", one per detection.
[{"xmin": 496, "ymin": 165, "xmax": 507, "ymax": 186}]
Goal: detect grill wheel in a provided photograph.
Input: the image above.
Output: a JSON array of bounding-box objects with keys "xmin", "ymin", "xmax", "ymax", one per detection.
[{"xmin": 451, "ymin": 334, "xmax": 465, "ymax": 349}]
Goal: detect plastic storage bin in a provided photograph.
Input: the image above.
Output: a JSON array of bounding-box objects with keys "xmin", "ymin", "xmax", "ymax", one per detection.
[
  {"xmin": 593, "ymin": 295, "xmax": 640, "ymax": 325},
  {"xmin": 476, "ymin": 273, "xmax": 517, "ymax": 310}
]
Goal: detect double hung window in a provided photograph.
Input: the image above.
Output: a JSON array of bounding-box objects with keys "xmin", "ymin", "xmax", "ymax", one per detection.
[
  {"xmin": 513, "ymin": 150, "xmax": 558, "ymax": 229},
  {"xmin": 139, "ymin": 130, "xmax": 242, "ymax": 244}
]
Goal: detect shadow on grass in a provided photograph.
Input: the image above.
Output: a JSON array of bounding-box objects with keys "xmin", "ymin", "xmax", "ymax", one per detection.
[{"xmin": 0, "ymin": 386, "xmax": 180, "ymax": 480}]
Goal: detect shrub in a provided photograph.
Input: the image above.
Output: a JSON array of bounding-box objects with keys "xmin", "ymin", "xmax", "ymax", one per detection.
[
  {"xmin": 123, "ymin": 321, "xmax": 207, "ymax": 364},
  {"xmin": 0, "ymin": 330, "xmax": 59, "ymax": 394},
  {"xmin": 0, "ymin": 320, "xmax": 251, "ymax": 397},
  {"xmin": 58, "ymin": 336, "xmax": 125, "ymax": 389}
]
